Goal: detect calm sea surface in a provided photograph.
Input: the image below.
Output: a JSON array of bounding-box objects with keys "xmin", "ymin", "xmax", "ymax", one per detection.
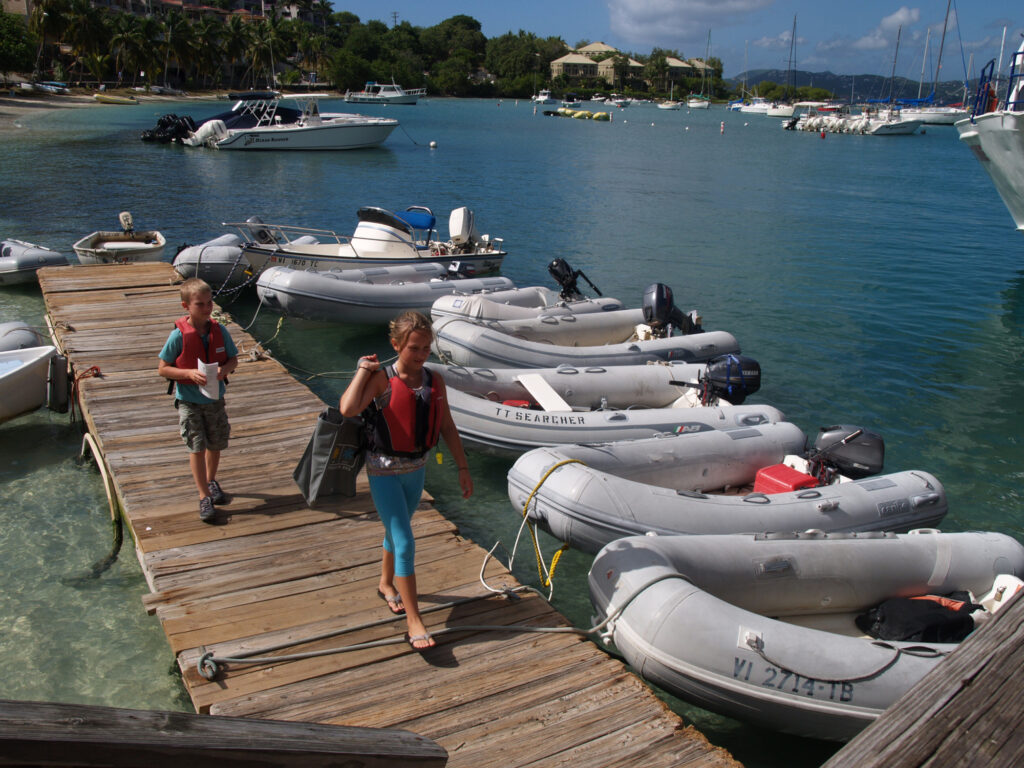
[{"xmin": 2, "ymin": 97, "xmax": 1023, "ymax": 765}]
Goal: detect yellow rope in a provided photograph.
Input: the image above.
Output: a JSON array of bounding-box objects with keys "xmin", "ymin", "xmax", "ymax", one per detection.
[{"xmin": 519, "ymin": 458, "xmax": 584, "ymax": 587}]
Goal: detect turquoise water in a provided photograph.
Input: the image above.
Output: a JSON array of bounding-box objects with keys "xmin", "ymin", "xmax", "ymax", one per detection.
[{"xmin": 2, "ymin": 98, "xmax": 1023, "ymax": 765}]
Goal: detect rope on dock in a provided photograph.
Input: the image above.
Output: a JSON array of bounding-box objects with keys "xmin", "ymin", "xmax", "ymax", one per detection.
[{"xmin": 61, "ymin": 432, "xmax": 124, "ymax": 585}]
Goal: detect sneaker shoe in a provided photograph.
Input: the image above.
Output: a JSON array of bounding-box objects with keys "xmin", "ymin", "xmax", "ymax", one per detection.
[
  {"xmin": 208, "ymin": 479, "xmax": 227, "ymax": 505},
  {"xmin": 199, "ymin": 496, "xmax": 216, "ymax": 523}
]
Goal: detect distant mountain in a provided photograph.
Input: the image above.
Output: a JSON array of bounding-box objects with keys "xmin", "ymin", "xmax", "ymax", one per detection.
[{"xmin": 729, "ymin": 69, "xmax": 972, "ymax": 104}]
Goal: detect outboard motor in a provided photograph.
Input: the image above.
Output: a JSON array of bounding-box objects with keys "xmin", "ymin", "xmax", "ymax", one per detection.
[
  {"xmin": 118, "ymin": 211, "xmax": 134, "ymax": 234},
  {"xmin": 548, "ymin": 258, "xmax": 602, "ymax": 301},
  {"xmin": 245, "ymin": 215, "xmax": 276, "ymax": 245},
  {"xmin": 807, "ymin": 424, "xmax": 885, "ymax": 484},
  {"xmin": 447, "ymin": 261, "xmax": 476, "ymax": 279},
  {"xmin": 641, "ymin": 283, "xmax": 702, "ymax": 337},
  {"xmin": 700, "ymin": 354, "xmax": 761, "ymax": 405}
]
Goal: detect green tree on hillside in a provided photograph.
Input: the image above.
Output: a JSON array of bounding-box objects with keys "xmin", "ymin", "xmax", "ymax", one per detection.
[{"xmin": 0, "ymin": 10, "xmax": 36, "ymax": 76}]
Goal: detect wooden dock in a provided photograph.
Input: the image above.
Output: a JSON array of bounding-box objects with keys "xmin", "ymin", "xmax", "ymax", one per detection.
[
  {"xmin": 37, "ymin": 263, "xmax": 739, "ymax": 768},
  {"xmin": 824, "ymin": 587, "xmax": 1024, "ymax": 767}
]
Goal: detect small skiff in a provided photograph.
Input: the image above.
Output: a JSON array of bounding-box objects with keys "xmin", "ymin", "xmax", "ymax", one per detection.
[
  {"xmin": 0, "ymin": 321, "xmax": 45, "ymax": 352},
  {"xmin": 73, "ymin": 212, "xmax": 166, "ymax": 265},
  {"xmin": 507, "ymin": 424, "xmax": 948, "ymax": 554},
  {"xmin": 427, "ymin": 356, "xmax": 779, "ymax": 454},
  {"xmin": 432, "ymin": 317, "xmax": 739, "ymax": 368},
  {"xmin": 172, "ymin": 234, "xmax": 253, "ymax": 290},
  {"xmin": 0, "ymin": 239, "xmax": 69, "ymax": 285},
  {"xmin": 0, "ymin": 345, "xmax": 57, "ymax": 423},
  {"xmin": 255, "ymin": 265, "xmax": 515, "ymax": 324},
  {"xmin": 589, "ymin": 530, "xmax": 1024, "ymax": 740}
]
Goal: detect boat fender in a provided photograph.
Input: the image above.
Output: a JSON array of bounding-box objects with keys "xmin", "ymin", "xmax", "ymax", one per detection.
[
  {"xmin": 503, "ymin": 400, "xmax": 533, "ymax": 409},
  {"xmin": 47, "ymin": 353, "xmax": 70, "ymax": 414}
]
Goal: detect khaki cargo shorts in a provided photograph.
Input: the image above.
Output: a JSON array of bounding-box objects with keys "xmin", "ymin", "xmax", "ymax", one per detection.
[{"xmin": 177, "ymin": 399, "xmax": 230, "ymax": 453}]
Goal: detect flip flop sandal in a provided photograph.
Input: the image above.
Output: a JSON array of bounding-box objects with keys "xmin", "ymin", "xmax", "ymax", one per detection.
[{"xmin": 376, "ymin": 589, "xmax": 405, "ymax": 614}]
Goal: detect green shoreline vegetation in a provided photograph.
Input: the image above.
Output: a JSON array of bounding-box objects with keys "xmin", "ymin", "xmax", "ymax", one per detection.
[{"xmin": 0, "ymin": 4, "xmax": 836, "ymax": 103}]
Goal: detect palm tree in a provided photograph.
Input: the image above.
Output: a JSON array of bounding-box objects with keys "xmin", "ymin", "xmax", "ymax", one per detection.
[
  {"xmin": 160, "ymin": 10, "xmax": 194, "ymax": 89},
  {"xmin": 221, "ymin": 14, "xmax": 250, "ymax": 90},
  {"xmin": 192, "ymin": 17, "xmax": 224, "ymax": 89},
  {"xmin": 246, "ymin": 15, "xmax": 286, "ymax": 89},
  {"xmin": 65, "ymin": 0, "xmax": 108, "ymax": 84},
  {"xmin": 29, "ymin": 0, "xmax": 71, "ymax": 78},
  {"xmin": 109, "ymin": 12, "xmax": 139, "ymax": 85}
]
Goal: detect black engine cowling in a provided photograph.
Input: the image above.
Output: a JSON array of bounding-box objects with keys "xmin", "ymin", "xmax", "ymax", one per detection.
[
  {"xmin": 548, "ymin": 258, "xmax": 602, "ymax": 301},
  {"xmin": 810, "ymin": 424, "xmax": 884, "ymax": 479},
  {"xmin": 702, "ymin": 354, "xmax": 761, "ymax": 404},
  {"xmin": 642, "ymin": 283, "xmax": 701, "ymax": 336}
]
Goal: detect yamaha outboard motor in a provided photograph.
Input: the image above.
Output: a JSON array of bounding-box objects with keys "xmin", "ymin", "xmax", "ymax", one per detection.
[
  {"xmin": 807, "ymin": 424, "xmax": 884, "ymax": 484},
  {"xmin": 701, "ymin": 354, "xmax": 761, "ymax": 405},
  {"xmin": 548, "ymin": 258, "xmax": 602, "ymax": 301},
  {"xmin": 641, "ymin": 283, "xmax": 702, "ymax": 337}
]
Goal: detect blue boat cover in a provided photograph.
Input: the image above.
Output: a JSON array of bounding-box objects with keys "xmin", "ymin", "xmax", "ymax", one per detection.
[{"xmin": 395, "ymin": 210, "xmax": 436, "ymax": 231}]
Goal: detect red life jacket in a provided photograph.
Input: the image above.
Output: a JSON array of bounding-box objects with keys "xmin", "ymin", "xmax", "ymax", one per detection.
[
  {"xmin": 174, "ymin": 316, "xmax": 228, "ymax": 369},
  {"xmin": 367, "ymin": 365, "xmax": 444, "ymax": 458}
]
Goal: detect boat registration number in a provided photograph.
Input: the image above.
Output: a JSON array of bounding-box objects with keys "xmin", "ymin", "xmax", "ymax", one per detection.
[{"xmin": 733, "ymin": 658, "xmax": 855, "ymax": 701}]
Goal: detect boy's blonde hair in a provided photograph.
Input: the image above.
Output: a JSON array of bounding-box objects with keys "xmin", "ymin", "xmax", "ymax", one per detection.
[
  {"xmin": 389, "ymin": 310, "xmax": 433, "ymax": 348},
  {"xmin": 180, "ymin": 277, "xmax": 213, "ymax": 303}
]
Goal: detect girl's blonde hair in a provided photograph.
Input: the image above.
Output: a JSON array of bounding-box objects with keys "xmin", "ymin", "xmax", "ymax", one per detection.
[{"xmin": 389, "ymin": 310, "xmax": 433, "ymax": 347}]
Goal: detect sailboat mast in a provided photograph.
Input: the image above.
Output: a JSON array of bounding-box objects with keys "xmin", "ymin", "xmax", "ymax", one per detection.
[
  {"xmin": 918, "ymin": 28, "xmax": 930, "ymax": 99},
  {"xmin": 888, "ymin": 25, "xmax": 902, "ymax": 104},
  {"xmin": 932, "ymin": 0, "xmax": 952, "ymax": 100},
  {"xmin": 787, "ymin": 15, "xmax": 797, "ymax": 100}
]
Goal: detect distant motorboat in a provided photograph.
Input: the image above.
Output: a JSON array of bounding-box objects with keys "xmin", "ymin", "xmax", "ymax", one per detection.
[
  {"xmin": 739, "ymin": 96, "xmax": 770, "ymax": 114},
  {"xmin": 229, "ymin": 205, "xmax": 506, "ymax": 275},
  {"xmin": 0, "ymin": 345, "xmax": 57, "ymax": 424},
  {"xmin": 343, "ymin": 81, "xmax": 426, "ymax": 105},
  {"xmin": 72, "ymin": 212, "xmax": 166, "ymax": 265},
  {"xmin": 533, "ymin": 89, "xmax": 559, "ymax": 105},
  {"xmin": 0, "ymin": 239, "xmax": 68, "ymax": 285}
]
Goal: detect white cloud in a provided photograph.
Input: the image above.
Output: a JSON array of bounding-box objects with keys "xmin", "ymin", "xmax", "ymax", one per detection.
[
  {"xmin": 849, "ymin": 6, "xmax": 921, "ymax": 51},
  {"xmin": 608, "ymin": 0, "xmax": 772, "ymax": 47}
]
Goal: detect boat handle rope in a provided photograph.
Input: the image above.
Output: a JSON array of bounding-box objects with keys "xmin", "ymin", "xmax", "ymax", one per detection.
[
  {"xmin": 196, "ymin": 566, "xmax": 689, "ymax": 682},
  {"xmin": 746, "ymin": 633, "xmax": 948, "ymax": 684}
]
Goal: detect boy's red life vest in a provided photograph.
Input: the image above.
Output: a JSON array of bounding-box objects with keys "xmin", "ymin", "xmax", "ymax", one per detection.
[
  {"xmin": 174, "ymin": 316, "xmax": 229, "ymax": 369},
  {"xmin": 367, "ymin": 365, "xmax": 444, "ymax": 458}
]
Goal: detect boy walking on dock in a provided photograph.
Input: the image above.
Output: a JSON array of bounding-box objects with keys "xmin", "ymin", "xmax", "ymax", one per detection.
[{"xmin": 158, "ymin": 278, "xmax": 238, "ymax": 523}]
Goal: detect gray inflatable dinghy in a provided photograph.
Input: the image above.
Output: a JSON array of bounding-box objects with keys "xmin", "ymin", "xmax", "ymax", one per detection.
[{"xmin": 0, "ymin": 240, "xmax": 69, "ymax": 285}]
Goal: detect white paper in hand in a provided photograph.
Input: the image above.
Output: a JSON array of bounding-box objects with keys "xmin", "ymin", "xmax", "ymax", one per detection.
[{"xmin": 198, "ymin": 361, "xmax": 220, "ymax": 400}]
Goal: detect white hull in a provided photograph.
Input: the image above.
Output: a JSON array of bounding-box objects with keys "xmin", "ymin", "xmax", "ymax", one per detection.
[
  {"xmin": 0, "ymin": 321, "xmax": 45, "ymax": 352},
  {"xmin": 234, "ymin": 205, "xmax": 506, "ymax": 275},
  {"xmin": 901, "ymin": 106, "xmax": 967, "ymax": 125},
  {"xmin": 766, "ymin": 104, "xmax": 796, "ymax": 117},
  {"xmin": 432, "ymin": 317, "xmax": 739, "ymax": 368},
  {"xmin": 957, "ymin": 110, "xmax": 1024, "ymax": 232},
  {"xmin": 0, "ymin": 240, "xmax": 68, "ymax": 285},
  {"xmin": 589, "ymin": 531, "xmax": 1024, "ymax": 740},
  {"xmin": 215, "ymin": 117, "xmax": 397, "ymax": 150},
  {"xmin": 255, "ymin": 265, "xmax": 514, "ymax": 324},
  {"xmin": 508, "ymin": 428, "xmax": 948, "ymax": 554},
  {"xmin": 0, "ymin": 345, "xmax": 56, "ymax": 423},
  {"xmin": 687, "ymin": 99, "xmax": 710, "ymax": 110},
  {"xmin": 657, "ymin": 101, "xmax": 681, "ymax": 111},
  {"xmin": 72, "ymin": 230, "xmax": 166, "ymax": 264},
  {"xmin": 868, "ymin": 117, "xmax": 922, "ymax": 135},
  {"xmin": 427, "ymin": 361, "xmax": 782, "ymax": 454}
]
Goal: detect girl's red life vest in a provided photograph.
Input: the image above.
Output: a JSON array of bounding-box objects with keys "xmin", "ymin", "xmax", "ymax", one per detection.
[
  {"xmin": 366, "ymin": 365, "xmax": 444, "ymax": 458},
  {"xmin": 174, "ymin": 316, "xmax": 229, "ymax": 369}
]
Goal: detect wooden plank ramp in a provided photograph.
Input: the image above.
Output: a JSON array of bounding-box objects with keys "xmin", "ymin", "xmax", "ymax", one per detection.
[{"xmin": 37, "ymin": 263, "xmax": 740, "ymax": 768}]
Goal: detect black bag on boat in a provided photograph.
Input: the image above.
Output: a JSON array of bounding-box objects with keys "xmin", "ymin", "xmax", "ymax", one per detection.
[
  {"xmin": 293, "ymin": 407, "xmax": 366, "ymax": 505},
  {"xmin": 855, "ymin": 591, "xmax": 982, "ymax": 643}
]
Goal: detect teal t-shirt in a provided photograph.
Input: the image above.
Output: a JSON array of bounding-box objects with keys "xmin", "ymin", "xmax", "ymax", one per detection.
[{"xmin": 159, "ymin": 324, "xmax": 238, "ymax": 403}]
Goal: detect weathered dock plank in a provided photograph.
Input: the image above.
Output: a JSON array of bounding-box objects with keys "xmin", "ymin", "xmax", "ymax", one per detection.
[
  {"xmin": 825, "ymin": 588, "xmax": 1024, "ymax": 767},
  {"xmin": 38, "ymin": 263, "xmax": 741, "ymax": 768}
]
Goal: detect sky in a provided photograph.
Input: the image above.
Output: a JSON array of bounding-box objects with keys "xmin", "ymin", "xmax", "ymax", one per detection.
[{"xmin": 331, "ymin": 1, "xmax": 1022, "ymax": 80}]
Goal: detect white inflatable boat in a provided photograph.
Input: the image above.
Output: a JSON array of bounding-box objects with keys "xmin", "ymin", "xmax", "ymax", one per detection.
[
  {"xmin": 0, "ymin": 240, "xmax": 69, "ymax": 285},
  {"xmin": 507, "ymin": 424, "xmax": 948, "ymax": 553},
  {"xmin": 0, "ymin": 345, "xmax": 57, "ymax": 423},
  {"xmin": 172, "ymin": 234, "xmax": 253, "ymax": 290},
  {"xmin": 255, "ymin": 265, "xmax": 515, "ymax": 324},
  {"xmin": 589, "ymin": 530, "xmax": 1024, "ymax": 740},
  {"xmin": 427, "ymin": 356, "xmax": 778, "ymax": 454}
]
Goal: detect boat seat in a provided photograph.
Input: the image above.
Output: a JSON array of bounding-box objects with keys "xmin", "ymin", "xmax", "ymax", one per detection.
[{"xmin": 514, "ymin": 374, "xmax": 571, "ymax": 412}]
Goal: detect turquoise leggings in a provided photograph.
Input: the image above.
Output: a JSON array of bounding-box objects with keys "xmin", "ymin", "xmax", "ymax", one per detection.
[{"xmin": 367, "ymin": 466, "xmax": 426, "ymax": 578}]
